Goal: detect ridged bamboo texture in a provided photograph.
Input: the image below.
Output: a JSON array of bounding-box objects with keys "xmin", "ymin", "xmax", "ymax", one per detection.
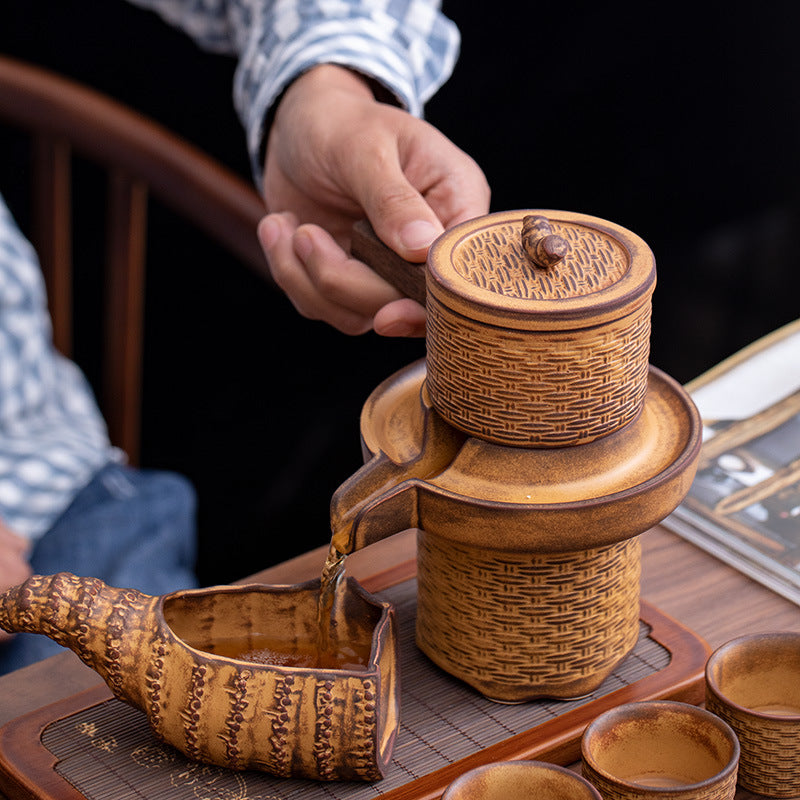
[
  {"xmin": 0, "ymin": 573, "xmax": 397, "ymax": 781},
  {"xmin": 415, "ymin": 532, "xmax": 641, "ymax": 702},
  {"xmin": 0, "ymin": 572, "xmax": 156, "ymax": 707}
]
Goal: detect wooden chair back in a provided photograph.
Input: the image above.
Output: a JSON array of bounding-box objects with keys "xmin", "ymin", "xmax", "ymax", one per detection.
[{"xmin": 0, "ymin": 55, "xmax": 269, "ymax": 464}]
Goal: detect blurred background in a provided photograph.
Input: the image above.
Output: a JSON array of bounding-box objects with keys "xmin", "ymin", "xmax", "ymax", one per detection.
[{"xmin": 1, "ymin": 1, "xmax": 798, "ymax": 584}]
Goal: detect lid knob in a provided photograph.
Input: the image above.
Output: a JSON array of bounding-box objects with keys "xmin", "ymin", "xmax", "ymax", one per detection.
[{"xmin": 521, "ymin": 214, "xmax": 569, "ymax": 268}]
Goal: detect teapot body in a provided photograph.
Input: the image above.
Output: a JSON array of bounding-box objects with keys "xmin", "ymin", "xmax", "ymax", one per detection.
[
  {"xmin": 337, "ymin": 360, "xmax": 683, "ymax": 702},
  {"xmin": 335, "ymin": 210, "xmax": 701, "ymax": 702}
]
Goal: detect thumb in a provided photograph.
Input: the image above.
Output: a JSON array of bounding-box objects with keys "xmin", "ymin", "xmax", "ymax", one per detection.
[{"xmin": 362, "ymin": 180, "xmax": 445, "ymax": 264}]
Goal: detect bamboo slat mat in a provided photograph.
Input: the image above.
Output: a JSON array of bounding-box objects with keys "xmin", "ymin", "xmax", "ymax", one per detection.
[{"xmin": 26, "ymin": 577, "xmax": 692, "ymax": 800}]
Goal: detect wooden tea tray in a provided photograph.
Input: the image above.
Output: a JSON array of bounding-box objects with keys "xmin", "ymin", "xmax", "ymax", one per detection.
[{"xmin": 0, "ymin": 562, "xmax": 709, "ymax": 800}]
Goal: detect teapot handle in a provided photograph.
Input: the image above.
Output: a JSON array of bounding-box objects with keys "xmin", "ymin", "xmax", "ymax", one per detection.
[
  {"xmin": 351, "ymin": 214, "xmax": 569, "ymax": 305},
  {"xmin": 350, "ymin": 219, "xmax": 427, "ymax": 305}
]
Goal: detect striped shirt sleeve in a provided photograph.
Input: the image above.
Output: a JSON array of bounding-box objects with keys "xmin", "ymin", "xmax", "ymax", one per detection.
[{"xmin": 125, "ymin": 0, "xmax": 460, "ymax": 181}]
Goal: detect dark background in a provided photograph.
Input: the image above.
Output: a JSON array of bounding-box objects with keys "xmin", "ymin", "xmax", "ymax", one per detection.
[{"xmin": 1, "ymin": 1, "xmax": 799, "ymax": 584}]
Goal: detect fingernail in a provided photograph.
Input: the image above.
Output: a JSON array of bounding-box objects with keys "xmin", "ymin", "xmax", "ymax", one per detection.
[
  {"xmin": 293, "ymin": 230, "xmax": 313, "ymax": 262},
  {"xmin": 258, "ymin": 217, "xmax": 280, "ymax": 249},
  {"xmin": 376, "ymin": 319, "xmax": 413, "ymax": 337},
  {"xmin": 399, "ymin": 220, "xmax": 439, "ymax": 252}
]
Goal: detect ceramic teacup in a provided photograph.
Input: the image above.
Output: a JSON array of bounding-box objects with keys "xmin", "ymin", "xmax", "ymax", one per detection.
[
  {"xmin": 441, "ymin": 760, "xmax": 602, "ymax": 800},
  {"xmin": 705, "ymin": 632, "xmax": 800, "ymax": 798},
  {"xmin": 581, "ymin": 701, "xmax": 739, "ymax": 800}
]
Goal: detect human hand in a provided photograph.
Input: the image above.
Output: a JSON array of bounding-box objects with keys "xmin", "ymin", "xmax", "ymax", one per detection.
[
  {"xmin": 0, "ymin": 520, "xmax": 32, "ymax": 644},
  {"xmin": 258, "ymin": 64, "xmax": 490, "ymax": 337}
]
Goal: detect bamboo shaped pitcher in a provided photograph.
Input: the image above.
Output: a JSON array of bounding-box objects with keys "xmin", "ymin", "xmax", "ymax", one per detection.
[{"xmin": 0, "ymin": 572, "xmax": 399, "ymax": 780}]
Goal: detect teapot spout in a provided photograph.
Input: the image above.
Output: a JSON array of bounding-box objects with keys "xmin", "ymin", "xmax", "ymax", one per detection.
[
  {"xmin": 0, "ymin": 572, "xmax": 157, "ymax": 708},
  {"xmin": 330, "ymin": 389, "xmax": 466, "ymax": 554}
]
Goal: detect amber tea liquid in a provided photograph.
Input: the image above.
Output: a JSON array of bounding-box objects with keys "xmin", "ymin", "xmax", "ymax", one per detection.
[
  {"xmin": 198, "ymin": 632, "xmax": 370, "ymax": 671},
  {"xmin": 189, "ymin": 535, "xmax": 363, "ymax": 671},
  {"xmin": 189, "ymin": 538, "xmax": 367, "ymax": 671}
]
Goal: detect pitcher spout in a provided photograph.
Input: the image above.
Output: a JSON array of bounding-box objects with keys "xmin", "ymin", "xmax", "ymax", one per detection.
[
  {"xmin": 0, "ymin": 572, "xmax": 157, "ymax": 707},
  {"xmin": 330, "ymin": 386, "xmax": 466, "ymax": 554}
]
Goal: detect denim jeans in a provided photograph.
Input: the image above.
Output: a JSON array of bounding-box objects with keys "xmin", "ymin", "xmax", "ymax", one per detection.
[{"xmin": 0, "ymin": 463, "xmax": 198, "ymax": 673}]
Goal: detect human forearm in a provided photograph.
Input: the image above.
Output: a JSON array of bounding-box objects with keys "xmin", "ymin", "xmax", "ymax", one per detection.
[{"xmin": 124, "ymin": 0, "xmax": 461, "ymax": 183}]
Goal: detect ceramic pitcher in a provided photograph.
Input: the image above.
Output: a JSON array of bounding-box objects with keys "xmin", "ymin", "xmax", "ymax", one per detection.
[{"xmin": 0, "ymin": 572, "xmax": 399, "ymax": 780}]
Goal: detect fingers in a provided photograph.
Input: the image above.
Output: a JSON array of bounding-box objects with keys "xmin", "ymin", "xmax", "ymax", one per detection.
[
  {"xmin": 351, "ymin": 117, "xmax": 491, "ymax": 264},
  {"xmin": 259, "ymin": 213, "xmax": 423, "ymax": 336},
  {"xmin": 0, "ymin": 522, "xmax": 32, "ymax": 642},
  {"xmin": 357, "ymin": 177, "xmax": 445, "ymax": 264},
  {"xmin": 0, "ymin": 520, "xmax": 29, "ymax": 557},
  {"xmin": 373, "ymin": 299, "xmax": 426, "ymax": 338},
  {"xmin": 423, "ymin": 151, "xmax": 492, "ymax": 230},
  {"xmin": 345, "ymin": 154, "xmax": 444, "ymax": 264},
  {"xmin": 0, "ymin": 546, "xmax": 31, "ymax": 592},
  {"xmin": 260, "ymin": 65, "xmax": 491, "ymax": 336}
]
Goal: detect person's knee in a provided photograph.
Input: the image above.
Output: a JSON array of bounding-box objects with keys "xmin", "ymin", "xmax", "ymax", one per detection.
[
  {"xmin": 122, "ymin": 467, "xmax": 197, "ymax": 525},
  {"xmin": 149, "ymin": 470, "xmax": 197, "ymax": 517}
]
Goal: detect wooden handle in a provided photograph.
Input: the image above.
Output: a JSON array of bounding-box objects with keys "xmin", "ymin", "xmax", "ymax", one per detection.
[{"xmin": 350, "ymin": 219, "xmax": 427, "ymax": 305}]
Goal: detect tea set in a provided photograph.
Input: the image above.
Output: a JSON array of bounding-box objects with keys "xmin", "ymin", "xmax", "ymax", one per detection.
[{"xmin": 1, "ymin": 210, "xmax": 797, "ymax": 797}]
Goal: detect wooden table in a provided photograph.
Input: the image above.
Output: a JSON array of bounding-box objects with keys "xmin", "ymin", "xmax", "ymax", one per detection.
[{"xmin": 0, "ymin": 525, "xmax": 797, "ymax": 798}]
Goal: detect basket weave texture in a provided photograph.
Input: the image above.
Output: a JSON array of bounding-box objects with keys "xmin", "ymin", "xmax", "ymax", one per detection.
[
  {"xmin": 415, "ymin": 531, "xmax": 642, "ymax": 702},
  {"xmin": 444, "ymin": 218, "xmax": 629, "ymax": 300},
  {"xmin": 426, "ymin": 295, "xmax": 651, "ymax": 446},
  {"xmin": 705, "ymin": 694, "xmax": 800, "ymax": 797},
  {"xmin": 424, "ymin": 215, "xmax": 655, "ymax": 447},
  {"xmin": 581, "ymin": 759, "xmax": 738, "ymax": 800}
]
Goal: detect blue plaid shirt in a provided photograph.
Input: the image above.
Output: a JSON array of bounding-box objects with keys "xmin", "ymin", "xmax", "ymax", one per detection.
[
  {"xmin": 128, "ymin": 0, "xmax": 460, "ymax": 182},
  {"xmin": 0, "ymin": 0, "xmax": 459, "ymax": 540},
  {"xmin": 0, "ymin": 196, "xmax": 119, "ymax": 540}
]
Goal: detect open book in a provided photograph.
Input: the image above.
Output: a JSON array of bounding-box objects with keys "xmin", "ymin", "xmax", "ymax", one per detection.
[{"xmin": 663, "ymin": 318, "xmax": 800, "ymax": 605}]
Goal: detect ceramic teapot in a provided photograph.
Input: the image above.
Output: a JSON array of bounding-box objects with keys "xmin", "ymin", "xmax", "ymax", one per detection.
[
  {"xmin": 331, "ymin": 210, "xmax": 702, "ymax": 702},
  {"xmin": 0, "ymin": 572, "xmax": 399, "ymax": 781}
]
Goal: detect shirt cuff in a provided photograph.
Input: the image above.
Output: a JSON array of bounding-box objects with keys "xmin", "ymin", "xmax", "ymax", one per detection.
[{"xmin": 235, "ymin": 12, "xmax": 460, "ymax": 189}]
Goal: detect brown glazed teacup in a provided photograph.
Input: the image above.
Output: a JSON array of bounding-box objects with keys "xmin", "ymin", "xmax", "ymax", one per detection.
[
  {"xmin": 441, "ymin": 760, "xmax": 602, "ymax": 800},
  {"xmin": 581, "ymin": 701, "xmax": 739, "ymax": 800},
  {"xmin": 705, "ymin": 632, "xmax": 800, "ymax": 798}
]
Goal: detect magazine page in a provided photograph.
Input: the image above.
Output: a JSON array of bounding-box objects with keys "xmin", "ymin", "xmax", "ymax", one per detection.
[{"xmin": 664, "ymin": 318, "xmax": 800, "ymax": 605}]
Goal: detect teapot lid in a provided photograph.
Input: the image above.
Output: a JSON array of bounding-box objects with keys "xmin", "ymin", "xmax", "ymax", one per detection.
[{"xmin": 426, "ymin": 209, "xmax": 656, "ymax": 330}]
